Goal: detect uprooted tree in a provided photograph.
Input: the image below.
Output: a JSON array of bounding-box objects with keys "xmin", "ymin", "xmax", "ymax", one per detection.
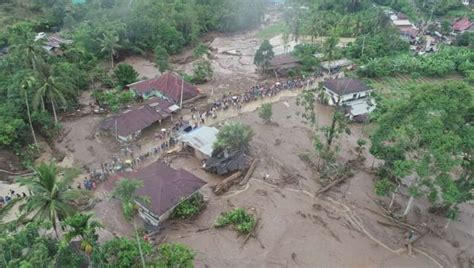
[
  {"xmin": 370, "ymin": 81, "xmax": 474, "ymax": 219},
  {"xmin": 297, "ymin": 89, "xmax": 351, "ymax": 179}
]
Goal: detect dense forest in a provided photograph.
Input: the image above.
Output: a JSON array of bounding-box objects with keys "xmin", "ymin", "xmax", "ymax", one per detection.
[{"xmin": 0, "ymin": 0, "xmax": 265, "ymax": 162}]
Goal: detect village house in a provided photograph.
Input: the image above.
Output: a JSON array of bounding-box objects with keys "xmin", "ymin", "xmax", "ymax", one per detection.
[
  {"xmin": 267, "ymin": 53, "xmax": 302, "ymax": 76},
  {"xmin": 452, "ymin": 17, "xmax": 473, "ymax": 33},
  {"xmin": 322, "ymin": 78, "xmax": 376, "ymax": 121},
  {"xmin": 127, "ymin": 72, "xmax": 200, "ymax": 102},
  {"xmin": 179, "ymin": 126, "xmax": 219, "ymax": 160},
  {"xmin": 105, "ymin": 161, "xmax": 206, "ymax": 226},
  {"xmin": 99, "ymin": 97, "xmax": 178, "ymax": 141}
]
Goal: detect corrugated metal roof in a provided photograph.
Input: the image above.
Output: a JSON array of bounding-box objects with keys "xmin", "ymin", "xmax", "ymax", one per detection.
[{"xmin": 179, "ymin": 126, "xmax": 218, "ymax": 157}]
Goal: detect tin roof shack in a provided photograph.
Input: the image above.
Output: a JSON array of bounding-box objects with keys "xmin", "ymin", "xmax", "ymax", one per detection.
[
  {"xmin": 127, "ymin": 73, "xmax": 200, "ymax": 101},
  {"xmin": 179, "ymin": 126, "xmax": 218, "ymax": 160},
  {"xmin": 99, "ymin": 97, "xmax": 176, "ymax": 141},
  {"xmin": 204, "ymin": 149, "xmax": 250, "ymax": 176},
  {"xmin": 322, "ymin": 78, "xmax": 375, "ymax": 121},
  {"xmin": 320, "ymin": 58, "xmax": 353, "ymax": 74},
  {"xmin": 267, "ymin": 53, "xmax": 302, "ymax": 76},
  {"xmin": 105, "ymin": 161, "xmax": 206, "ymax": 226},
  {"xmin": 35, "ymin": 32, "xmax": 72, "ymax": 55}
]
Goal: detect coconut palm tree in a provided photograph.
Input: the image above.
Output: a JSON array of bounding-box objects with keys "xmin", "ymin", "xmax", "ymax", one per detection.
[
  {"xmin": 32, "ymin": 62, "xmax": 73, "ymax": 124},
  {"xmin": 10, "ymin": 27, "xmax": 46, "ymax": 71},
  {"xmin": 16, "ymin": 162, "xmax": 86, "ymax": 236},
  {"xmin": 7, "ymin": 71, "xmax": 38, "ymax": 147},
  {"xmin": 99, "ymin": 32, "xmax": 121, "ymax": 69}
]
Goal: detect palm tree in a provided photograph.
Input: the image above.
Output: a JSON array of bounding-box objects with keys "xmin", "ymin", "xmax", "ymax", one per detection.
[
  {"xmin": 7, "ymin": 71, "xmax": 38, "ymax": 147},
  {"xmin": 62, "ymin": 213, "xmax": 103, "ymax": 254},
  {"xmin": 10, "ymin": 28, "xmax": 46, "ymax": 71},
  {"xmin": 99, "ymin": 32, "xmax": 121, "ymax": 69},
  {"xmin": 32, "ymin": 63, "xmax": 73, "ymax": 124},
  {"xmin": 17, "ymin": 162, "xmax": 86, "ymax": 236}
]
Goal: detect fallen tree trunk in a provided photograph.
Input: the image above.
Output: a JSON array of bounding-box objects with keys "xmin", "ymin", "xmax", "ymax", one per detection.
[
  {"xmin": 316, "ymin": 174, "xmax": 351, "ymax": 195},
  {"xmin": 240, "ymin": 159, "xmax": 259, "ymax": 186},
  {"xmin": 213, "ymin": 171, "xmax": 242, "ymax": 195}
]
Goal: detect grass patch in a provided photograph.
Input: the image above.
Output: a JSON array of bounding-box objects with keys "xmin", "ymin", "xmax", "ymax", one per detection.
[
  {"xmin": 215, "ymin": 208, "xmax": 256, "ymax": 234},
  {"xmin": 256, "ymin": 21, "xmax": 287, "ymax": 40}
]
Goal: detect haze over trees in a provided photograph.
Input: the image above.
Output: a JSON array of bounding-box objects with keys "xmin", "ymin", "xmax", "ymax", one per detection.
[{"xmin": 0, "ymin": 0, "xmax": 266, "ymax": 163}]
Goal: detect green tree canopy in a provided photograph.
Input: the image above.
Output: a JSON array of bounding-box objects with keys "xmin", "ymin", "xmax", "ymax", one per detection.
[
  {"xmin": 370, "ymin": 81, "xmax": 474, "ymax": 218},
  {"xmin": 213, "ymin": 122, "xmax": 254, "ymax": 153},
  {"xmin": 114, "ymin": 63, "xmax": 139, "ymax": 88},
  {"xmin": 12, "ymin": 162, "xmax": 87, "ymax": 235},
  {"xmin": 254, "ymin": 40, "xmax": 274, "ymax": 73}
]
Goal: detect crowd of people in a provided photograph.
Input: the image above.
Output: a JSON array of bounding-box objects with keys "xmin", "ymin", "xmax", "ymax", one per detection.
[
  {"xmin": 0, "ymin": 189, "xmax": 28, "ymax": 208},
  {"xmin": 191, "ymin": 76, "xmax": 318, "ymax": 124},
  {"xmin": 81, "ymin": 75, "xmax": 318, "ymax": 190}
]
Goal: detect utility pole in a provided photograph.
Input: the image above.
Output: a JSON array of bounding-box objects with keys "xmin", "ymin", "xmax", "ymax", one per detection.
[{"xmin": 180, "ymin": 75, "xmax": 184, "ymax": 108}]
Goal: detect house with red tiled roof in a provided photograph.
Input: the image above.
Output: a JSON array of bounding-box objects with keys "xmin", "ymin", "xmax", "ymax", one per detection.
[
  {"xmin": 127, "ymin": 73, "xmax": 200, "ymax": 102},
  {"xmin": 99, "ymin": 97, "xmax": 178, "ymax": 141},
  {"xmin": 104, "ymin": 161, "xmax": 206, "ymax": 226},
  {"xmin": 453, "ymin": 17, "xmax": 472, "ymax": 32}
]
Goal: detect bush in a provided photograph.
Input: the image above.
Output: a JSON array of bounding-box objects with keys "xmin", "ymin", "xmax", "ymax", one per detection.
[
  {"xmin": 192, "ymin": 60, "xmax": 213, "ymax": 84},
  {"xmin": 155, "ymin": 243, "xmax": 195, "ymax": 267},
  {"xmin": 92, "ymin": 90, "xmax": 135, "ymax": 112},
  {"xmin": 259, "ymin": 103, "xmax": 273, "ymax": 123},
  {"xmin": 113, "ymin": 64, "xmax": 138, "ymax": 88},
  {"xmin": 374, "ymin": 178, "xmax": 395, "ymax": 197},
  {"xmin": 171, "ymin": 192, "xmax": 204, "ymax": 219},
  {"xmin": 215, "ymin": 208, "xmax": 256, "ymax": 234}
]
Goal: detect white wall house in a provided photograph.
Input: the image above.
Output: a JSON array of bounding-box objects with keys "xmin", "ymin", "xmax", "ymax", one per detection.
[{"xmin": 322, "ymin": 78, "xmax": 376, "ymax": 121}]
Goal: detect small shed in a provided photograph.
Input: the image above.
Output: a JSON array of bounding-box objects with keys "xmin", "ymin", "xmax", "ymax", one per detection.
[
  {"xmin": 320, "ymin": 58, "xmax": 353, "ymax": 74},
  {"xmin": 267, "ymin": 53, "xmax": 302, "ymax": 76},
  {"xmin": 179, "ymin": 126, "xmax": 218, "ymax": 160}
]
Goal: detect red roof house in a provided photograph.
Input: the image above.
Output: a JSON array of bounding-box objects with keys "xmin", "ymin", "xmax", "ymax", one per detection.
[
  {"xmin": 127, "ymin": 73, "xmax": 200, "ymax": 102},
  {"xmin": 453, "ymin": 17, "xmax": 472, "ymax": 32},
  {"xmin": 105, "ymin": 161, "xmax": 206, "ymax": 226},
  {"xmin": 99, "ymin": 97, "xmax": 177, "ymax": 141}
]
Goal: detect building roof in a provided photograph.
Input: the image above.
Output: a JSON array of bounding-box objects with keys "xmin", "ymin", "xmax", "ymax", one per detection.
[
  {"xmin": 393, "ymin": 20, "xmax": 413, "ymax": 27},
  {"xmin": 398, "ymin": 27, "xmax": 418, "ymax": 38},
  {"xmin": 127, "ymin": 73, "xmax": 200, "ymax": 102},
  {"xmin": 320, "ymin": 58, "xmax": 352, "ymax": 70},
  {"xmin": 453, "ymin": 17, "xmax": 472, "ymax": 31},
  {"xmin": 324, "ymin": 78, "xmax": 370, "ymax": 96},
  {"xmin": 179, "ymin": 126, "xmax": 218, "ymax": 158},
  {"xmin": 269, "ymin": 53, "xmax": 301, "ymax": 67},
  {"xmin": 99, "ymin": 96, "xmax": 176, "ymax": 138},
  {"xmin": 344, "ymin": 99, "xmax": 376, "ymax": 116},
  {"xmin": 105, "ymin": 161, "xmax": 206, "ymax": 217}
]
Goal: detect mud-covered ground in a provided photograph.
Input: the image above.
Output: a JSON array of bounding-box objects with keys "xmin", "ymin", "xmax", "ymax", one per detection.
[{"xmin": 5, "ymin": 15, "xmax": 470, "ymax": 268}]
